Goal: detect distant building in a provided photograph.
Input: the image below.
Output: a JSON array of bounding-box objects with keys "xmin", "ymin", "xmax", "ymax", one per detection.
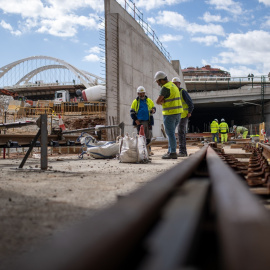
[{"xmin": 182, "ymin": 65, "xmax": 230, "ymax": 78}]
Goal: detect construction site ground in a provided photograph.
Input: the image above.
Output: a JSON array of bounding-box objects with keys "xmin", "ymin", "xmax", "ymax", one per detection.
[
  {"xmin": 0, "ymin": 114, "xmax": 250, "ymax": 269},
  {"xmin": 0, "ymin": 143, "xmax": 203, "ymax": 269}
]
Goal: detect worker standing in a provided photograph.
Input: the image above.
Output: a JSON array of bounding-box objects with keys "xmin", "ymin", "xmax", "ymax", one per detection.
[
  {"xmin": 233, "ymin": 125, "xmax": 248, "ymax": 139},
  {"xmin": 172, "ymin": 77, "xmax": 194, "ymax": 157},
  {"xmin": 130, "ymin": 86, "xmax": 156, "ymax": 147},
  {"xmin": 210, "ymin": 119, "xmax": 219, "ymax": 143},
  {"xmin": 154, "ymin": 71, "xmax": 183, "ymax": 159},
  {"xmin": 219, "ymin": 118, "xmax": 229, "ymax": 143}
]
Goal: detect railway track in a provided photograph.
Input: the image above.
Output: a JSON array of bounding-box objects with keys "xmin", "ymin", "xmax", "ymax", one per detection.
[{"xmin": 10, "ymin": 143, "xmax": 270, "ymax": 270}]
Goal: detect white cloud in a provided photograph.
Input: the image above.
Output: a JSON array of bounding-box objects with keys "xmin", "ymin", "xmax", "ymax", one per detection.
[
  {"xmin": 154, "ymin": 11, "xmax": 225, "ymax": 36},
  {"xmin": 202, "ymin": 12, "xmax": 229, "ymax": 23},
  {"xmin": 211, "ymin": 30, "xmax": 270, "ymax": 75},
  {"xmin": 160, "ymin": 34, "xmax": 183, "ymax": 42},
  {"xmin": 258, "ymin": 0, "xmax": 270, "ymax": 6},
  {"xmin": 147, "ymin": 17, "xmax": 156, "ymax": 24},
  {"xmin": 0, "ymin": 0, "xmax": 100, "ymax": 37},
  {"xmin": 191, "ymin": 35, "xmax": 218, "ymax": 46},
  {"xmin": 83, "ymin": 54, "xmax": 100, "ymax": 62},
  {"xmin": 227, "ymin": 66, "xmax": 260, "ymax": 77},
  {"xmin": 0, "ymin": 20, "xmax": 22, "ymax": 35},
  {"xmin": 88, "ymin": 46, "xmax": 102, "ymax": 54},
  {"xmin": 261, "ymin": 16, "xmax": 270, "ymax": 28},
  {"xmin": 206, "ymin": 0, "xmax": 243, "ymax": 15}
]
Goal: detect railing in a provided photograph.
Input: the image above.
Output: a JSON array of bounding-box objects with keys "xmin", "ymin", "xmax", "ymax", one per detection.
[
  {"xmin": 184, "ymin": 75, "xmax": 269, "ymax": 82},
  {"xmin": 120, "ymin": 0, "xmax": 171, "ymax": 62}
]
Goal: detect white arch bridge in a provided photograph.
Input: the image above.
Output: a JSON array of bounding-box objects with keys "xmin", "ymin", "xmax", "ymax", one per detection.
[{"xmin": 0, "ymin": 55, "xmax": 105, "ymax": 99}]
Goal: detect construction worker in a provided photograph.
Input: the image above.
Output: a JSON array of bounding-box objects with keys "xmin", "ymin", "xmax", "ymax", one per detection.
[
  {"xmin": 155, "ymin": 71, "xmax": 183, "ymax": 159},
  {"xmin": 233, "ymin": 125, "xmax": 248, "ymax": 139},
  {"xmin": 172, "ymin": 77, "xmax": 194, "ymax": 157},
  {"xmin": 130, "ymin": 86, "xmax": 156, "ymax": 147},
  {"xmin": 210, "ymin": 119, "xmax": 219, "ymax": 143},
  {"xmin": 219, "ymin": 118, "xmax": 229, "ymax": 143}
]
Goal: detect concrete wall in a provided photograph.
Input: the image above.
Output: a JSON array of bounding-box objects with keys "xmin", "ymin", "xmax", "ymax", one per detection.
[{"xmin": 105, "ymin": 0, "xmax": 185, "ymax": 138}]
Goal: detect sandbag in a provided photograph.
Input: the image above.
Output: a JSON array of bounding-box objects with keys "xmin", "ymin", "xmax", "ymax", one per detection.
[
  {"xmin": 119, "ymin": 133, "xmax": 149, "ymax": 163},
  {"xmin": 87, "ymin": 142, "xmax": 119, "ymax": 159}
]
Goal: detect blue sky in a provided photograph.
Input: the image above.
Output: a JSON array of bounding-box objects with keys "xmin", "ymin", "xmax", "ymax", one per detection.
[{"xmin": 0, "ymin": 0, "xmax": 270, "ymax": 79}]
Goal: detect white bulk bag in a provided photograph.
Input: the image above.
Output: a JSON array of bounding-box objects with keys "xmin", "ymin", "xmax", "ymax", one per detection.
[
  {"xmin": 87, "ymin": 142, "xmax": 119, "ymax": 159},
  {"xmin": 119, "ymin": 133, "xmax": 149, "ymax": 163}
]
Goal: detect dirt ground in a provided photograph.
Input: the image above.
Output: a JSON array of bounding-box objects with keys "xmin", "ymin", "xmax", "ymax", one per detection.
[{"xmin": 0, "ymin": 143, "xmax": 200, "ymax": 269}]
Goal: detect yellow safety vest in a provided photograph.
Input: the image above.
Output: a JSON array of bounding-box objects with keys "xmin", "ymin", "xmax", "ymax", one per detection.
[
  {"xmin": 210, "ymin": 121, "xmax": 219, "ymax": 133},
  {"xmin": 162, "ymin": 82, "xmax": 183, "ymax": 115},
  {"xmin": 219, "ymin": 122, "xmax": 229, "ymax": 134},
  {"xmin": 179, "ymin": 88, "xmax": 189, "ymax": 118}
]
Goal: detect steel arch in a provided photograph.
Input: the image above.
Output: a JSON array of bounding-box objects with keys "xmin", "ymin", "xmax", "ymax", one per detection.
[
  {"xmin": 15, "ymin": 65, "xmax": 68, "ymax": 85},
  {"xmin": 0, "ymin": 55, "xmax": 104, "ymax": 88}
]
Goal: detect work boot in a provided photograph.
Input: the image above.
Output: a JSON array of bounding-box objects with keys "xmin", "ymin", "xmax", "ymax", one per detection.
[
  {"xmin": 162, "ymin": 153, "xmax": 177, "ymax": 159},
  {"xmin": 177, "ymin": 153, "xmax": 187, "ymax": 157}
]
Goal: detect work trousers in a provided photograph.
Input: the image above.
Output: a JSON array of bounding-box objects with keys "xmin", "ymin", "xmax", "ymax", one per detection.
[
  {"xmin": 178, "ymin": 116, "xmax": 188, "ymax": 154},
  {"xmin": 242, "ymin": 131, "xmax": 248, "ymax": 139},
  {"xmin": 136, "ymin": 120, "xmax": 152, "ymax": 145},
  {"xmin": 163, "ymin": 114, "xmax": 180, "ymax": 154},
  {"xmin": 220, "ymin": 133, "xmax": 228, "ymax": 143},
  {"xmin": 212, "ymin": 132, "xmax": 219, "ymax": 143}
]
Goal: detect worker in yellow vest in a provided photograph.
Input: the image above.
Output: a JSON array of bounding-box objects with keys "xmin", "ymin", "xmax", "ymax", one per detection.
[
  {"xmin": 233, "ymin": 125, "xmax": 248, "ymax": 139},
  {"xmin": 219, "ymin": 118, "xmax": 229, "ymax": 143},
  {"xmin": 210, "ymin": 119, "xmax": 219, "ymax": 143},
  {"xmin": 155, "ymin": 71, "xmax": 183, "ymax": 159}
]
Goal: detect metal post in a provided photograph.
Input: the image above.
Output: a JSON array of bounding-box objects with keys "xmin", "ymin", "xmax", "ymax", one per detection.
[{"xmin": 40, "ymin": 114, "xmax": 48, "ymax": 170}]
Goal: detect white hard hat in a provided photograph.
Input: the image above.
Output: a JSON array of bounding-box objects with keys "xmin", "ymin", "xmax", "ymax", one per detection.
[
  {"xmin": 137, "ymin": 86, "xmax": 146, "ymax": 93},
  {"xmin": 172, "ymin": 77, "xmax": 181, "ymax": 83},
  {"xmin": 214, "ymin": 119, "xmax": 218, "ymax": 122},
  {"xmin": 221, "ymin": 118, "xmax": 225, "ymax": 122},
  {"xmin": 154, "ymin": 71, "xmax": 167, "ymax": 82}
]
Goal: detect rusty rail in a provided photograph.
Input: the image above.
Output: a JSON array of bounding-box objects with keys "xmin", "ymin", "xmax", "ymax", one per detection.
[{"xmin": 11, "ymin": 144, "xmax": 270, "ymax": 270}]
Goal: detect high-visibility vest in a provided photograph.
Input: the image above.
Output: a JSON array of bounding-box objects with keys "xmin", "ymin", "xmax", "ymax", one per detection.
[
  {"xmin": 130, "ymin": 97, "xmax": 155, "ymax": 115},
  {"xmin": 179, "ymin": 88, "xmax": 189, "ymax": 118},
  {"xmin": 162, "ymin": 82, "xmax": 183, "ymax": 115},
  {"xmin": 219, "ymin": 122, "xmax": 229, "ymax": 134},
  {"xmin": 236, "ymin": 126, "xmax": 248, "ymax": 134},
  {"xmin": 210, "ymin": 121, "xmax": 219, "ymax": 133}
]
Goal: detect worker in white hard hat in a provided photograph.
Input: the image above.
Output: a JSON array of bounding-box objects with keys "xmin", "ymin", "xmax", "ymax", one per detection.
[
  {"xmin": 233, "ymin": 125, "xmax": 248, "ymax": 139},
  {"xmin": 154, "ymin": 71, "xmax": 183, "ymax": 159},
  {"xmin": 130, "ymin": 86, "xmax": 156, "ymax": 149},
  {"xmin": 172, "ymin": 77, "xmax": 194, "ymax": 157},
  {"xmin": 219, "ymin": 118, "xmax": 229, "ymax": 143},
  {"xmin": 210, "ymin": 119, "xmax": 219, "ymax": 143}
]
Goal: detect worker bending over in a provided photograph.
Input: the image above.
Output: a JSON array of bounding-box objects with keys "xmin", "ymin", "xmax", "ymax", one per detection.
[{"xmin": 233, "ymin": 125, "xmax": 248, "ymax": 139}]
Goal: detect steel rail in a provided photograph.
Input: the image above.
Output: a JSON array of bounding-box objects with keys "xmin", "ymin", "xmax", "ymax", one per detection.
[
  {"xmin": 12, "ymin": 145, "xmax": 208, "ymax": 270},
  {"xmin": 258, "ymin": 142, "xmax": 270, "ymax": 161},
  {"xmin": 206, "ymin": 146, "xmax": 270, "ymax": 270}
]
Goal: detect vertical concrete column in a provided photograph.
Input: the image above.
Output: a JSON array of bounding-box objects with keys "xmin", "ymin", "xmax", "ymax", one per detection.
[{"xmin": 105, "ymin": 11, "xmax": 119, "ymax": 140}]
